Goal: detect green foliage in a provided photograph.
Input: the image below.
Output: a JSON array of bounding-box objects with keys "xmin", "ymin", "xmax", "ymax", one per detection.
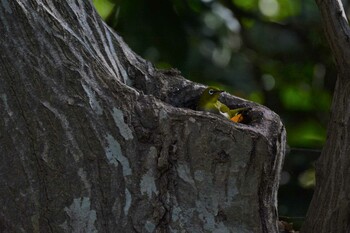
[
  {"xmin": 92, "ymin": 0, "xmax": 115, "ymax": 20},
  {"xmin": 288, "ymin": 120, "xmax": 326, "ymax": 147},
  {"xmin": 232, "ymin": 0, "xmax": 258, "ymax": 10},
  {"xmin": 299, "ymin": 168, "xmax": 315, "ymax": 189},
  {"xmin": 281, "ymin": 86, "xmax": 313, "ymax": 110}
]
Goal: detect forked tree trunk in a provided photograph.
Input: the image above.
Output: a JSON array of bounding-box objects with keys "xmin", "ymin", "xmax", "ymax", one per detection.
[
  {"xmin": 301, "ymin": 1, "xmax": 350, "ymax": 232},
  {"xmin": 0, "ymin": 1, "xmax": 285, "ymax": 232}
]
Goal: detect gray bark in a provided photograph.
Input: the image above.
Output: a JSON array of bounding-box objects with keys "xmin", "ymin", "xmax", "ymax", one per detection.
[
  {"xmin": 301, "ymin": 0, "xmax": 350, "ymax": 232},
  {"xmin": 0, "ymin": 1, "xmax": 285, "ymax": 232}
]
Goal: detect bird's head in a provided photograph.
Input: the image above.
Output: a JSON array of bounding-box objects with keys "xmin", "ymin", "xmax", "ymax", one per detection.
[{"xmin": 199, "ymin": 86, "xmax": 224, "ymax": 103}]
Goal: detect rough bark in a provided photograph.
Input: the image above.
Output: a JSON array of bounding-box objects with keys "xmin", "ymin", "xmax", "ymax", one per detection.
[
  {"xmin": 0, "ymin": 1, "xmax": 285, "ymax": 232},
  {"xmin": 301, "ymin": 0, "xmax": 350, "ymax": 233}
]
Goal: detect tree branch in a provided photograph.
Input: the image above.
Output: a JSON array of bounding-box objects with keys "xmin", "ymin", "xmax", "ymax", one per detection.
[
  {"xmin": 316, "ymin": 0, "xmax": 350, "ymax": 70},
  {"xmin": 301, "ymin": 1, "xmax": 350, "ymax": 233}
]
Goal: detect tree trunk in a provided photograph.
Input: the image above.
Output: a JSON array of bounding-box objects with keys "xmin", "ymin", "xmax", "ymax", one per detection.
[
  {"xmin": 0, "ymin": 1, "xmax": 285, "ymax": 232},
  {"xmin": 301, "ymin": 1, "xmax": 350, "ymax": 232}
]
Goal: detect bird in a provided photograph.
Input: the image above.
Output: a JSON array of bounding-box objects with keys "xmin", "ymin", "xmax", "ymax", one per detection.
[{"xmin": 197, "ymin": 86, "xmax": 248, "ymax": 123}]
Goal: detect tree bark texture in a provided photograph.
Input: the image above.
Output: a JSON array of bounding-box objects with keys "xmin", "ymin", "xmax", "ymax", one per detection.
[
  {"xmin": 301, "ymin": 0, "xmax": 350, "ymax": 232},
  {"xmin": 0, "ymin": 1, "xmax": 285, "ymax": 232}
]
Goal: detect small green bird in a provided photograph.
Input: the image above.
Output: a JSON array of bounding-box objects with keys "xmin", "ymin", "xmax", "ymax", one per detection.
[{"xmin": 197, "ymin": 86, "xmax": 247, "ymax": 122}]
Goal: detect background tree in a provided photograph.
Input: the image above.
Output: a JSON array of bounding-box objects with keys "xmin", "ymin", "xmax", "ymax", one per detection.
[
  {"xmin": 301, "ymin": 0, "xmax": 350, "ymax": 232},
  {"xmin": 0, "ymin": 0, "xmax": 285, "ymax": 232}
]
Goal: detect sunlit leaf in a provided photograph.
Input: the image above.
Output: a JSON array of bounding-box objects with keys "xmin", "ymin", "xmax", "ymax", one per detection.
[
  {"xmin": 259, "ymin": 0, "xmax": 280, "ymax": 17},
  {"xmin": 259, "ymin": 0, "xmax": 300, "ymax": 20},
  {"xmin": 232, "ymin": 0, "xmax": 259, "ymax": 10},
  {"xmin": 93, "ymin": 0, "xmax": 115, "ymax": 20},
  {"xmin": 248, "ymin": 91, "xmax": 264, "ymax": 104},
  {"xmin": 276, "ymin": 0, "xmax": 300, "ymax": 18},
  {"xmin": 298, "ymin": 168, "xmax": 315, "ymax": 189},
  {"xmin": 287, "ymin": 120, "xmax": 326, "ymax": 147},
  {"xmin": 281, "ymin": 85, "xmax": 313, "ymax": 110}
]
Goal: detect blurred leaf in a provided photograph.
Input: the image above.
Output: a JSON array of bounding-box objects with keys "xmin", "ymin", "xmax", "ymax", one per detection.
[
  {"xmin": 105, "ymin": 0, "xmax": 189, "ymax": 70},
  {"xmin": 155, "ymin": 62, "xmax": 173, "ymax": 69},
  {"xmin": 241, "ymin": 18, "xmax": 255, "ymax": 28},
  {"xmin": 277, "ymin": 0, "xmax": 300, "ymax": 17},
  {"xmin": 313, "ymin": 90, "xmax": 331, "ymax": 111},
  {"xmin": 93, "ymin": 0, "xmax": 115, "ymax": 20},
  {"xmin": 281, "ymin": 85, "xmax": 313, "ymax": 110},
  {"xmin": 247, "ymin": 24, "xmax": 302, "ymax": 55},
  {"xmin": 257, "ymin": 0, "xmax": 300, "ymax": 20},
  {"xmin": 249, "ymin": 91, "xmax": 265, "ymax": 104},
  {"xmin": 287, "ymin": 120, "xmax": 326, "ymax": 147},
  {"xmin": 232, "ymin": 0, "xmax": 258, "ymax": 10},
  {"xmin": 187, "ymin": 0, "xmax": 203, "ymax": 13},
  {"xmin": 298, "ymin": 168, "xmax": 315, "ymax": 188}
]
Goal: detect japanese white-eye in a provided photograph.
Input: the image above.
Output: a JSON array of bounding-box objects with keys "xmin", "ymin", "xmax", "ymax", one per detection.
[{"xmin": 197, "ymin": 86, "xmax": 247, "ymax": 123}]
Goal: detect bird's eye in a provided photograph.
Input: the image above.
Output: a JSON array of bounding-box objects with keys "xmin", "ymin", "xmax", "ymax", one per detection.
[{"xmin": 209, "ymin": 89, "xmax": 214, "ymax": 95}]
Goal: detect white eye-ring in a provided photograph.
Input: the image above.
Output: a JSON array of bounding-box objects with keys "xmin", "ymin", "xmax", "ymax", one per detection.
[{"xmin": 209, "ymin": 89, "xmax": 214, "ymax": 95}]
